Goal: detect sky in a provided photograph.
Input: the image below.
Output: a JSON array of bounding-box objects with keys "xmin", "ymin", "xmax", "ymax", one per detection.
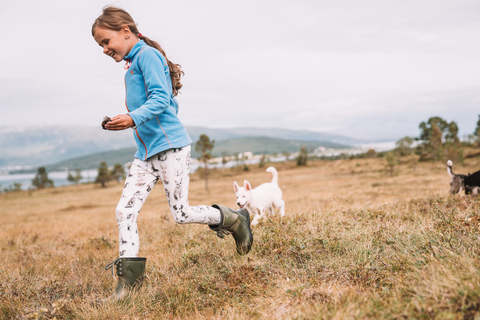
[{"xmin": 1, "ymin": 0, "xmax": 480, "ymax": 141}]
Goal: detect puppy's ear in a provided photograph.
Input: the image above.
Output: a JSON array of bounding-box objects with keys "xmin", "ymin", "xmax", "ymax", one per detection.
[
  {"xmin": 245, "ymin": 180, "xmax": 252, "ymax": 191},
  {"xmin": 233, "ymin": 181, "xmax": 239, "ymax": 192}
]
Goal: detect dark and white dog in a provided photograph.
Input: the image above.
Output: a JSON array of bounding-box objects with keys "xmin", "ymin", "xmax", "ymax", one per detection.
[{"xmin": 447, "ymin": 160, "xmax": 480, "ymax": 195}]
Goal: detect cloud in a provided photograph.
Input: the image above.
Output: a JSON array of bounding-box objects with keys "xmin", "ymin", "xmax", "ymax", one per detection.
[
  {"xmin": 1, "ymin": 0, "xmax": 480, "ymax": 141},
  {"xmin": 285, "ymin": 87, "xmax": 480, "ymax": 140}
]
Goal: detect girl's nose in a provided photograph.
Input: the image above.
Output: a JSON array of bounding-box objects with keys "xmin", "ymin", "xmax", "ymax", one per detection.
[{"xmin": 103, "ymin": 46, "xmax": 109, "ymax": 55}]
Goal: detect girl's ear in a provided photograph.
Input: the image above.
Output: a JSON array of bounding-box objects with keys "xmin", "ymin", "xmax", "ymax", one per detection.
[{"xmin": 122, "ymin": 25, "xmax": 131, "ymax": 39}]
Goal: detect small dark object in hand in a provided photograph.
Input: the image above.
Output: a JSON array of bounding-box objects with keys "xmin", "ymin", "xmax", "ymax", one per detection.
[{"xmin": 102, "ymin": 116, "xmax": 111, "ymax": 130}]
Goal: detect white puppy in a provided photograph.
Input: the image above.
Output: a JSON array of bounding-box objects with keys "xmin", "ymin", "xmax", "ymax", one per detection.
[{"xmin": 233, "ymin": 166, "xmax": 285, "ymax": 227}]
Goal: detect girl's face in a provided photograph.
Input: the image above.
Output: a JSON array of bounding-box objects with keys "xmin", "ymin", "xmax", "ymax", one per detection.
[{"xmin": 93, "ymin": 26, "xmax": 135, "ymax": 63}]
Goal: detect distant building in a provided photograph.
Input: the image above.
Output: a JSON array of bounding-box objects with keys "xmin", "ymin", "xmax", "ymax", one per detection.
[{"xmin": 238, "ymin": 152, "xmax": 253, "ymax": 160}]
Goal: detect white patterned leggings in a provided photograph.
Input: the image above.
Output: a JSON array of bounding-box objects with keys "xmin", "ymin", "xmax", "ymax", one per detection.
[{"xmin": 115, "ymin": 145, "xmax": 221, "ymax": 257}]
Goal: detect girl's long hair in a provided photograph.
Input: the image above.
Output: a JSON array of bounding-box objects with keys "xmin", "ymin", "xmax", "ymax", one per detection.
[{"xmin": 92, "ymin": 6, "xmax": 184, "ymax": 96}]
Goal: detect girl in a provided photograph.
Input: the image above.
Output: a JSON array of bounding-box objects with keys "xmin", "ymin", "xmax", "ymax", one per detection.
[{"xmin": 92, "ymin": 6, "xmax": 253, "ymax": 301}]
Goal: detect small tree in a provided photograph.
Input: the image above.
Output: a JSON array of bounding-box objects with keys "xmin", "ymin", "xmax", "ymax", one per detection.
[
  {"xmin": 395, "ymin": 136, "xmax": 414, "ymax": 156},
  {"xmin": 474, "ymin": 115, "xmax": 480, "ymax": 146},
  {"xmin": 195, "ymin": 134, "xmax": 215, "ymax": 191},
  {"xmin": 67, "ymin": 169, "xmax": 83, "ymax": 185},
  {"xmin": 417, "ymin": 116, "xmax": 460, "ymax": 161},
  {"xmin": 366, "ymin": 149, "xmax": 377, "ymax": 158},
  {"xmin": 297, "ymin": 145, "xmax": 308, "ymax": 166},
  {"xmin": 384, "ymin": 152, "xmax": 397, "ymax": 176},
  {"xmin": 221, "ymin": 152, "xmax": 229, "ymax": 166},
  {"xmin": 3, "ymin": 182, "xmax": 22, "ymax": 193},
  {"xmin": 95, "ymin": 161, "xmax": 111, "ymax": 188},
  {"xmin": 32, "ymin": 167, "xmax": 54, "ymax": 190},
  {"xmin": 259, "ymin": 152, "xmax": 266, "ymax": 168},
  {"xmin": 111, "ymin": 164, "xmax": 126, "ymax": 183},
  {"xmin": 445, "ymin": 121, "xmax": 460, "ymax": 144}
]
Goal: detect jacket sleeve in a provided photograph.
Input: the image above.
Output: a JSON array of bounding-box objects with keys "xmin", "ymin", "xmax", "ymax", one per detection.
[{"xmin": 127, "ymin": 49, "xmax": 172, "ymax": 127}]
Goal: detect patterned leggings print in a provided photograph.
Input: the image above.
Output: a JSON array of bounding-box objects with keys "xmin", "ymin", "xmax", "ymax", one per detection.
[{"xmin": 116, "ymin": 145, "xmax": 221, "ymax": 257}]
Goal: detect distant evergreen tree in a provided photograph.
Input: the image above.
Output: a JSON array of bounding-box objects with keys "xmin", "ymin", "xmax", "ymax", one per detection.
[
  {"xmin": 95, "ymin": 161, "xmax": 111, "ymax": 188},
  {"xmin": 67, "ymin": 171, "xmax": 75, "ymax": 184},
  {"xmin": 67, "ymin": 169, "xmax": 83, "ymax": 185},
  {"xmin": 195, "ymin": 134, "xmax": 215, "ymax": 191},
  {"xmin": 32, "ymin": 167, "xmax": 54, "ymax": 190},
  {"xmin": 297, "ymin": 145, "xmax": 308, "ymax": 166},
  {"xmin": 110, "ymin": 164, "xmax": 126, "ymax": 183}
]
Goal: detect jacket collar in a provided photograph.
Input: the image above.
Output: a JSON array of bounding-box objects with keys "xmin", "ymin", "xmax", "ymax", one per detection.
[{"xmin": 124, "ymin": 40, "xmax": 146, "ymax": 61}]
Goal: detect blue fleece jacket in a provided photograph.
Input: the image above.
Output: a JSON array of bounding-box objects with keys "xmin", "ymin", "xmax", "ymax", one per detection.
[{"xmin": 123, "ymin": 40, "xmax": 192, "ymax": 160}]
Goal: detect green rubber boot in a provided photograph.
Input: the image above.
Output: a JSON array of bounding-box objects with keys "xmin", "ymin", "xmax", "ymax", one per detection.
[
  {"xmin": 209, "ymin": 204, "xmax": 253, "ymax": 255},
  {"xmin": 99, "ymin": 257, "xmax": 146, "ymax": 302}
]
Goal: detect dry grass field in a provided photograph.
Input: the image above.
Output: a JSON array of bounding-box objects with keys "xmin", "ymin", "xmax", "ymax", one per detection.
[{"xmin": 2, "ymin": 156, "xmax": 480, "ymax": 319}]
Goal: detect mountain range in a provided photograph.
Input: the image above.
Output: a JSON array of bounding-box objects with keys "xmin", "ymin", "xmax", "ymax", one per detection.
[{"xmin": 0, "ymin": 125, "xmax": 376, "ymax": 171}]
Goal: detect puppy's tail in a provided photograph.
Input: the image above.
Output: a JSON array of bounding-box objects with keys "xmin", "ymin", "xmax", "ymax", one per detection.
[
  {"xmin": 266, "ymin": 166, "xmax": 279, "ymax": 185},
  {"xmin": 447, "ymin": 160, "xmax": 454, "ymax": 178}
]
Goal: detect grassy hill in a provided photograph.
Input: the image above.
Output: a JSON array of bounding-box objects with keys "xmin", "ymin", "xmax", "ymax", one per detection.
[
  {"xmin": 33, "ymin": 136, "xmax": 348, "ymax": 172},
  {"xmin": 2, "ymin": 157, "xmax": 480, "ymax": 319},
  {"xmin": 213, "ymin": 136, "xmax": 344, "ymax": 157},
  {"xmin": 42, "ymin": 147, "xmax": 137, "ymax": 172},
  {"xmin": 0, "ymin": 125, "xmax": 360, "ymax": 168}
]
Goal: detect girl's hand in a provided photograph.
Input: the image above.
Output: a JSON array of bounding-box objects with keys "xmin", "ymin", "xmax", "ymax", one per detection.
[{"xmin": 104, "ymin": 114, "xmax": 135, "ymax": 131}]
